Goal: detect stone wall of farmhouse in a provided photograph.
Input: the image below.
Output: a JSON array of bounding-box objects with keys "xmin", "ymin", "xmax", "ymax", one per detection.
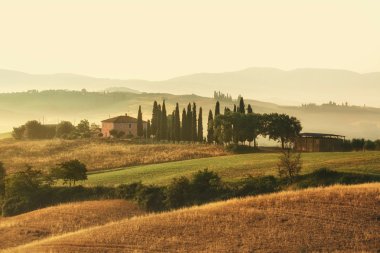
[{"xmin": 102, "ymin": 122, "xmax": 147, "ymax": 137}]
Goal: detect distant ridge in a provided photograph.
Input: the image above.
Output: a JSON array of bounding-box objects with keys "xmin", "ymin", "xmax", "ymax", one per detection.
[{"xmin": 0, "ymin": 67, "xmax": 379, "ymax": 106}]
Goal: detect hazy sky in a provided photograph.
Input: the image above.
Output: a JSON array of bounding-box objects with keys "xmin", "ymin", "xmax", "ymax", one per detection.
[{"xmin": 0, "ymin": 0, "xmax": 379, "ymax": 80}]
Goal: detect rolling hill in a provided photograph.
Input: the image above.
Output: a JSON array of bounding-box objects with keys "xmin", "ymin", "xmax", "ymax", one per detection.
[
  {"xmin": 1, "ymin": 67, "xmax": 380, "ymax": 107},
  {"xmin": 8, "ymin": 183, "xmax": 380, "ymax": 253},
  {"xmin": 0, "ymin": 200, "xmax": 144, "ymax": 250}
]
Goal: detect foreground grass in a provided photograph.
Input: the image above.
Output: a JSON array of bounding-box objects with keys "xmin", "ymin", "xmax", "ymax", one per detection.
[
  {"xmin": 10, "ymin": 183, "xmax": 380, "ymax": 253},
  {"xmin": 0, "ymin": 200, "xmax": 144, "ymax": 250},
  {"xmin": 0, "ymin": 139, "xmax": 227, "ymax": 173},
  {"xmin": 85, "ymin": 151, "xmax": 380, "ymax": 186}
]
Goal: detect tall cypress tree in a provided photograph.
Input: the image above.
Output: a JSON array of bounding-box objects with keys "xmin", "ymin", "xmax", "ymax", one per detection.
[
  {"xmin": 156, "ymin": 104, "xmax": 162, "ymax": 140},
  {"xmin": 186, "ymin": 103, "xmax": 192, "ymax": 141},
  {"xmin": 171, "ymin": 111, "xmax": 175, "ymax": 142},
  {"xmin": 239, "ymin": 97, "xmax": 245, "ymax": 114},
  {"xmin": 198, "ymin": 107, "xmax": 203, "ymax": 142},
  {"xmin": 233, "ymin": 104, "xmax": 237, "ymax": 113},
  {"xmin": 174, "ymin": 103, "xmax": 181, "ymax": 142},
  {"xmin": 160, "ymin": 100, "xmax": 168, "ymax": 140},
  {"xmin": 146, "ymin": 120, "xmax": 151, "ymax": 139},
  {"xmin": 207, "ymin": 110, "xmax": 214, "ymax": 143},
  {"xmin": 137, "ymin": 105, "xmax": 143, "ymax": 137},
  {"xmin": 215, "ymin": 101, "xmax": 220, "ymax": 116},
  {"xmin": 181, "ymin": 108, "xmax": 187, "ymax": 141},
  {"xmin": 247, "ymin": 104, "xmax": 253, "ymax": 113},
  {"xmin": 192, "ymin": 102, "xmax": 197, "ymax": 142},
  {"xmin": 151, "ymin": 101, "xmax": 158, "ymax": 137}
]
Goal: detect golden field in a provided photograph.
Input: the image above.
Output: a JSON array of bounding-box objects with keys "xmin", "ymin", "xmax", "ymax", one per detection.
[
  {"xmin": 0, "ymin": 200, "xmax": 144, "ymax": 250},
  {"xmin": 0, "ymin": 139, "xmax": 228, "ymax": 173},
  {"xmin": 7, "ymin": 183, "xmax": 380, "ymax": 253}
]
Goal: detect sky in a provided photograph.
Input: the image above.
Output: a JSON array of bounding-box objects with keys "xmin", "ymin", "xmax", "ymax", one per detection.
[{"xmin": 0, "ymin": 0, "xmax": 379, "ymax": 80}]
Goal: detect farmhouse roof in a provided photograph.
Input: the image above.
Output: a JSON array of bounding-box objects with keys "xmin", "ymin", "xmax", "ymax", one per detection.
[
  {"xmin": 102, "ymin": 114, "xmax": 146, "ymax": 124},
  {"xmin": 300, "ymin": 133, "xmax": 345, "ymax": 138}
]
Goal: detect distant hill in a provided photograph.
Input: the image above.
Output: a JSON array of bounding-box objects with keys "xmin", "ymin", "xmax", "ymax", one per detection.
[
  {"xmin": 12, "ymin": 184, "xmax": 380, "ymax": 253},
  {"xmin": 1, "ymin": 68, "xmax": 380, "ymax": 107}
]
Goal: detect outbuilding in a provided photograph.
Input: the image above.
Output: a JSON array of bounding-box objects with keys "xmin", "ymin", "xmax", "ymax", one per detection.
[{"xmin": 294, "ymin": 133, "xmax": 345, "ymax": 152}]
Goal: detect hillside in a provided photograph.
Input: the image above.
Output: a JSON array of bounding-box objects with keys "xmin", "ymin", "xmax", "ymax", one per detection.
[
  {"xmin": 9, "ymin": 184, "xmax": 380, "ymax": 253},
  {"xmin": 85, "ymin": 151, "xmax": 380, "ymax": 186},
  {"xmin": 0, "ymin": 200, "xmax": 144, "ymax": 250},
  {"xmin": 1, "ymin": 68, "xmax": 380, "ymax": 107},
  {"xmin": 0, "ymin": 90, "xmax": 380, "ymax": 139}
]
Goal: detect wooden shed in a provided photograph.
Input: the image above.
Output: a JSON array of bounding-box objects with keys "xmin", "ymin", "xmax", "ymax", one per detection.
[{"xmin": 294, "ymin": 133, "xmax": 345, "ymax": 152}]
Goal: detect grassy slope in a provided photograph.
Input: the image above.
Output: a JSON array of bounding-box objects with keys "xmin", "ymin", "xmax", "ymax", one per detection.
[
  {"xmin": 85, "ymin": 151, "xmax": 380, "ymax": 186},
  {"xmin": 10, "ymin": 183, "xmax": 380, "ymax": 253},
  {"xmin": 0, "ymin": 139, "xmax": 227, "ymax": 173},
  {"xmin": 0, "ymin": 132, "xmax": 11, "ymax": 139},
  {"xmin": 0, "ymin": 200, "xmax": 144, "ymax": 250}
]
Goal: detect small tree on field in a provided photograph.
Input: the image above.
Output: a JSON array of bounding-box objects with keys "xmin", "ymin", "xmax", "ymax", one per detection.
[
  {"xmin": 50, "ymin": 160, "xmax": 87, "ymax": 186},
  {"xmin": 277, "ymin": 150, "xmax": 302, "ymax": 182},
  {"xmin": 0, "ymin": 162, "xmax": 5, "ymax": 201}
]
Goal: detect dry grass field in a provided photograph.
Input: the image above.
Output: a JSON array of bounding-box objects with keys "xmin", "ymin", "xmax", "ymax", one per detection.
[
  {"xmin": 8, "ymin": 183, "xmax": 380, "ymax": 253},
  {"xmin": 0, "ymin": 139, "xmax": 228, "ymax": 173},
  {"xmin": 0, "ymin": 200, "xmax": 144, "ymax": 250}
]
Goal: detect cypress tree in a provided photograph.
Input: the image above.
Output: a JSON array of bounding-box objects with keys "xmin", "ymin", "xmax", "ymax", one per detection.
[
  {"xmin": 239, "ymin": 97, "xmax": 245, "ymax": 114},
  {"xmin": 160, "ymin": 100, "xmax": 168, "ymax": 140},
  {"xmin": 192, "ymin": 102, "xmax": 197, "ymax": 142},
  {"xmin": 156, "ymin": 104, "xmax": 162, "ymax": 140},
  {"xmin": 181, "ymin": 108, "xmax": 187, "ymax": 141},
  {"xmin": 198, "ymin": 107, "xmax": 203, "ymax": 142},
  {"xmin": 215, "ymin": 101, "xmax": 220, "ymax": 116},
  {"xmin": 247, "ymin": 104, "xmax": 253, "ymax": 113},
  {"xmin": 137, "ymin": 105, "xmax": 143, "ymax": 137},
  {"xmin": 171, "ymin": 111, "xmax": 175, "ymax": 142},
  {"xmin": 186, "ymin": 103, "xmax": 192, "ymax": 141},
  {"xmin": 207, "ymin": 110, "xmax": 214, "ymax": 143},
  {"xmin": 146, "ymin": 120, "xmax": 151, "ymax": 139},
  {"xmin": 233, "ymin": 104, "xmax": 237, "ymax": 113},
  {"xmin": 174, "ymin": 103, "xmax": 181, "ymax": 142},
  {"xmin": 151, "ymin": 101, "xmax": 158, "ymax": 137}
]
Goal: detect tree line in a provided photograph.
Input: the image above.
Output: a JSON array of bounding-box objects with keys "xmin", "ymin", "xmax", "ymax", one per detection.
[
  {"xmin": 141, "ymin": 97, "xmax": 302, "ymax": 149},
  {"xmin": 12, "ymin": 120, "xmax": 101, "ymax": 140}
]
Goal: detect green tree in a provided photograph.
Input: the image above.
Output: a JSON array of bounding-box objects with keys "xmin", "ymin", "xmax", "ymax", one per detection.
[
  {"xmin": 174, "ymin": 103, "xmax": 181, "ymax": 142},
  {"xmin": 151, "ymin": 101, "xmax": 159, "ymax": 137},
  {"xmin": 137, "ymin": 105, "xmax": 144, "ymax": 137},
  {"xmin": 76, "ymin": 120, "xmax": 91, "ymax": 138},
  {"xmin": 197, "ymin": 107, "xmax": 203, "ymax": 142},
  {"xmin": 190, "ymin": 169, "xmax": 222, "ymax": 204},
  {"xmin": 192, "ymin": 102, "xmax": 197, "ymax": 142},
  {"xmin": 165, "ymin": 176, "xmax": 191, "ymax": 209},
  {"xmin": 181, "ymin": 108, "xmax": 187, "ymax": 141},
  {"xmin": 50, "ymin": 160, "xmax": 87, "ymax": 186},
  {"xmin": 247, "ymin": 104, "xmax": 253, "ymax": 113},
  {"xmin": 12, "ymin": 125, "xmax": 25, "ymax": 140},
  {"xmin": 238, "ymin": 97, "xmax": 245, "ymax": 114},
  {"xmin": 215, "ymin": 101, "xmax": 220, "ymax": 116},
  {"xmin": 207, "ymin": 110, "xmax": 214, "ymax": 144},
  {"xmin": 56, "ymin": 121, "xmax": 75, "ymax": 139},
  {"xmin": 146, "ymin": 120, "xmax": 151, "ymax": 139},
  {"xmin": 186, "ymin": 103, "xmax": 192, "ymax": 141},
  {"xmin": 265, "ymin": 113, "xmax": 302, "ymax": 149},
  {"xmin": 352, "ymin": 138, "xmax": 365, "ymax": 151},
  {"xmin": 24, "ymin": 120, "xmax": 45, "ymax": 139},
  {"xmin": 160, "ymin": 101, "xmax": 168, "ymax": 140}
]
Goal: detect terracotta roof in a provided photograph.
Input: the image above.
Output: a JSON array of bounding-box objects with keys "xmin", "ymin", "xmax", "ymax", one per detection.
[{"xmin": 102, "ymin": 115, "xmax": 146, "ymax": 123}]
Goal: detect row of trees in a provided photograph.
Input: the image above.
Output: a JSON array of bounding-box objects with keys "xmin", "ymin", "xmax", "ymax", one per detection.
[
  {"xmin": 145, "ymin": 101, "xmax": 204, "ymax": 142},
  {"xmin": 139, "ymin": 98, "xmax": 302, "ymax": 149},
  {"xmin": 13, "ymin": 120, "xmax": 101, "ymax": 140},
  {"xmin": 343, "ymin": 138, "xmax": 380, "ymax": 152}
]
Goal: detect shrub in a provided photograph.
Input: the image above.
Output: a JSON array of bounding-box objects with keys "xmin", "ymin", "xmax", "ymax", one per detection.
[
  {"xmin": 115, "ymin": 182, "xmax": 143, "ymax": 199},
  {"xmin": 165, "ymin": 177, "xmax": 192, "ymax": 209},
  {"xmin": 190, "ymin": 169, "xmax": 223, "ymax": 204},
  {"xmin": 237, "ymin": 175, "xmax": 277, "ymax": 197},
  {"xmin": 135, "ymin": 185, "xmax": 166, "ymax": 212},
  {"xmin": 277, "ymin": 150, "xmax": 302, "ymax": 182}
]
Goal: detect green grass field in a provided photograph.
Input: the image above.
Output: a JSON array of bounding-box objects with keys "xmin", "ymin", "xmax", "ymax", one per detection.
[{"xmin": 84, "ymin": 151, "xmax": 380, "ymax": 186}]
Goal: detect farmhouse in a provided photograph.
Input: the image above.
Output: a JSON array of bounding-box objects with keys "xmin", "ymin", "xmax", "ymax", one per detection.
[
  {"xmin": 294, "ymin": 133, "xmax": 345, "ymax": 152},
  {"xmin": 101, "ymin": 114, "xmax": 147, "ymax": 138}
]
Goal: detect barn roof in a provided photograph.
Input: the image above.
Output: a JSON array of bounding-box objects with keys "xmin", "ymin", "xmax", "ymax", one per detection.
[
  {"xmin": 102, "ymin": 115, "xmax": 146, "ymax": 124},
  {"xmin": 300, "ymin": 133, "xmax": 345, "ymax": 138}
]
